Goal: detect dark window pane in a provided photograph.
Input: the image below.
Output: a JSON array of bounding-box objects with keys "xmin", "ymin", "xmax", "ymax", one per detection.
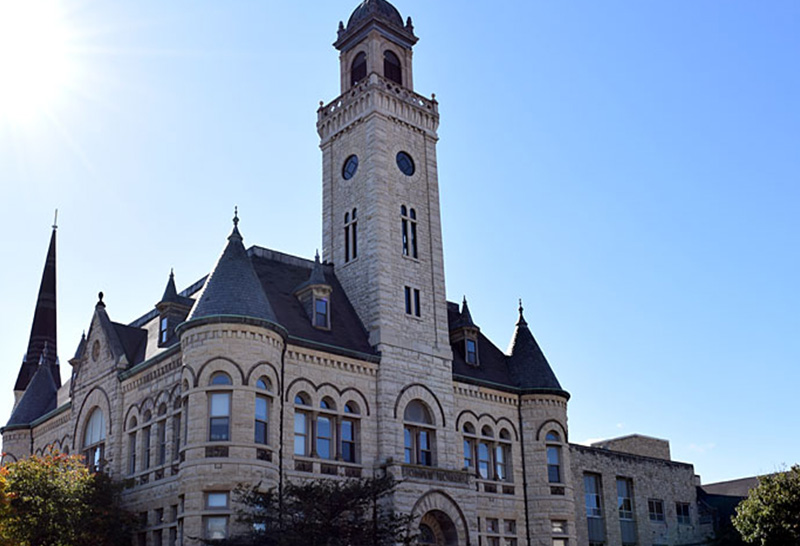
[
  {"xmin": 383, "ymin": 50, "xmax": 402, "ymax": 84},
  {"xmin": 351, "ymin": 52, "xmax": 366, "ymax": 86}
]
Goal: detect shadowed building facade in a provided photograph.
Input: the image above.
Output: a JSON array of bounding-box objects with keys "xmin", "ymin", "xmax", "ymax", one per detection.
[{"xmin": 2, "ymin": 2, "xmax": 716, "ymax": 545}]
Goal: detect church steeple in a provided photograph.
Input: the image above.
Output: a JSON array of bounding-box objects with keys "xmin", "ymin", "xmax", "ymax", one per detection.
[{"xmin": 14, "ymin": 223, "xmax": 60, "ymax": 397}]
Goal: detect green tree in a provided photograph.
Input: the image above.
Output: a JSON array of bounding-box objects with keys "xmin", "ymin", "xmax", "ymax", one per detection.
[
  {"xmin": 733, "ymin": 465, "xmax": 800, "ymax": 545},
  {"xmin": 0, "ymin": 450, "xmax": 135, "ymax": 546},
  {"xmin": 211, "ymin": 474, "xmax": 416, "ymax": 546}
]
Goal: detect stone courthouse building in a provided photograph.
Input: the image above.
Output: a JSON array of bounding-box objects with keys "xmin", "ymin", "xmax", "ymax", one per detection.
[{"xmin": 2, "ymin": 1, "xmax": 716, "ymax": 545}]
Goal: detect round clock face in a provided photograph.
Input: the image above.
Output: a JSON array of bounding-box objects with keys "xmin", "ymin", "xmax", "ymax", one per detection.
[
  {"xmin": 342, "ymin": 155, "xmax": 359, "ymax": 180},
  {"xmin": 396, "ymin": 151, "xmax": 415, "ymax": 176}
]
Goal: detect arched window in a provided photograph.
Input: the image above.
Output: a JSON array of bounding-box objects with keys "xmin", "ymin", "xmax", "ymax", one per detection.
[
  {"xmin": 462, "ymin": 423, "xmax": 476, "ymax": 471},
  {"xmin": 464, "ymin": 423, "xmax": 513, "ymax": 482},
  {"xmin": 383, "ymin": 50, "xmax": 402, "ymax": 84},
  {"xmin": 401, "ymin": 205, "xmax": 418, "ymax": 258},
  {"xmin": 157, "ymin": 403, "xmax": 168, "ymax": 466},
  {"xmin": 128, "ymin": 416, "xmax": 138, "ymax": 475},
  {"xmin": 546, "ymin": 430, "xmax": 563, "ymax": 483},
  {"xmin": 255, "ymin": 377, "xmax": 272, "ymax": 446},
  {"xmin": 210, "ymin": 372, "xmax": 232, "ymax": 386},
  {"xmin": 209, "ymin": 377, "xmax": 232, "ymax": 442},
  {"xmin": 142, "ymin": 410, "xmax": 152, "ymax": 470},
  {"xmin": 351, "ymin": 52, "xmax": 367, "ymax": 86},
  {"xmin": 341, "ymin": 402, "xmax": 360, "ymax": 463},
  {"xmin": 294, "ymin": 392, "xmax": 311, "ymax": 456},
  {"xmin": 403, "ymin": 400, "xmax": 434, "ymax": 466},
  {"xmin": 345, "ymin": 208, "xmax": 358, "ymax": 263},
  {"xmin": 317, "ymin": 398, "xmax": 336, "ymax": 459},
  {"xmin": 83, "ymin": 408, "xmax": 106, "ymax": 472}
]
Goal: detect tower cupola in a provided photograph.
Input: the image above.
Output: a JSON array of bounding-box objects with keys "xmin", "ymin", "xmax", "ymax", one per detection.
[{"xmin": 334, "ymin": 0, "xmax": 417, "ymax": 92}]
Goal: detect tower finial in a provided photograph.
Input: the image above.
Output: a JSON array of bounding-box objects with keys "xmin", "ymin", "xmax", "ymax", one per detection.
[
  {"xmin": 315, "ymin": 249, "xmax": 320, "ymax": 263},
  {"xmin": 233, "ymin": 206, "xmax": 239, "ymax": 227},
  {"xmin": 517, "ymin": 298, "xmax": 527, "ymax": 326},
  {"xmin": 52, "ymin": 209, "xmax": 58, "ymax": 230}
]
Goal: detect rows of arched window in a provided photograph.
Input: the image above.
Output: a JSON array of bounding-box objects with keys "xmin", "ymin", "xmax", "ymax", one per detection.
[
  {"xmin": 293, "ymin": 393, "xmax": 361, "ymax": 463},
  {"xmin": 350, "ymin": 49, "xmax": 402, "ymax": 87},
  {"xmin": 126, "ymin": 399, "xmax": 182, "ymax": 477},
  {"xmin": 205, "ymin": 371, "xmax": 274, "ymax": 446},
  {"xmin": 462, "ymin": 423, "xmax": 512, "ymax": 481}
]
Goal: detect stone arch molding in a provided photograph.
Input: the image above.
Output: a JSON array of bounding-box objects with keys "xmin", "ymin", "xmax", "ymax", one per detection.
[
  {"xmin": 393, "ymin": 383, "xmax": 446, "ymax": 427},
  {"xmin": 72, "ymin": 386, "xmax": 112, "ymax": 453},
  {"xmin": 411, "ymin": 490, "xmax": 470, "ymax": 546},
  {"xmin": 536, "ymin": 418, "xmax": 568, "ymax": 442}
]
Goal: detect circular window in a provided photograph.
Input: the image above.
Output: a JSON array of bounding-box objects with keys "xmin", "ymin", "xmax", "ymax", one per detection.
[
  {"xmin": 396, "ymin": 151, "xmax": 415, "ymax": 176},
  {"xmin": 91, "ymin": 340, "xmax": 100, "ymax": 362},
  {"xmin": 342, "ymin": 155, "xmax": 359, "ymax": 180}
]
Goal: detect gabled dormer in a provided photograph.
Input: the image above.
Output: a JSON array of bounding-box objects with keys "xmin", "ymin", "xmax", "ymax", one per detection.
[
  {"xmin": 449, "ymin": 297, "xmax": 480, "ymax": 366},
  {"xmin": 74, "ymin": 293, "xmax": 148, "ymax": 380},
  {"xmin": 155, "ymin": 269, "xmax": 194, "ymax": 347},
  {"xmin": 294, "ymin": 252, "xmax": 333, "ymax": 330}
]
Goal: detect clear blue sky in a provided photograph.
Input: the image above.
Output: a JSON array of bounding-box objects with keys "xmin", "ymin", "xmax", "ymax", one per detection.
[{"xmin": 0, "ymin": 0, "xmax": 798, "ymax": 484}]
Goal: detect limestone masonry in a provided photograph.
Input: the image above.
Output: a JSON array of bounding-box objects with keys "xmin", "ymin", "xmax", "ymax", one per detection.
[{"xmin": 3, "ymin": 1, "xmax": 721, "ymax": 545}]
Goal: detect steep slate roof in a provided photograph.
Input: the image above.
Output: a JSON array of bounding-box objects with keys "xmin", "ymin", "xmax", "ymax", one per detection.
[
  {"xmin": 448, "ymin": 300, "xmax": 569, "ymax": 397},
  {"xmin": 249, "ymin": 248, "xmax": 375, "ymax": 357},
  {"xmin": 112, "ymin": 322, "xmax": 148, "ymax": 366},
  {"xmin": 188, "ymin": 216, "xmax": 277, "ymax": 324},
  {"xmin": 7, "ymin": 359, "xmax": 58, "ymax": 426},
  {"xmin": 15, "ymin": 227, "xmax": 60, "ymax": 391},
  {"xmin": 448, "ymin": 302, "xmax": 513, "ymax": 387},
  {"xmin": 159, "ymin": 270, "xmax": 194, "ymax": 308},
  {"xmin": 507, "ymin": 304, "xmax": 568, "ymax": 396}
]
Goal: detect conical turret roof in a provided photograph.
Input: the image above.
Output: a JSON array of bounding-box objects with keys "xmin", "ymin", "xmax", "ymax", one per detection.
[
  {"xmin": 188, "ymin": 212, "xmax": 277, "ymax": 323},
  {"xmin": 506, "ymin": 301, "xmax": 568, "ymax": 397},
  {"xmin": 15, "ymin": 226, "xmax": 60, "ymax": 392},
  {"xmin": 7, "ymin": 352, "xmax": 58, "ymax": 426}
]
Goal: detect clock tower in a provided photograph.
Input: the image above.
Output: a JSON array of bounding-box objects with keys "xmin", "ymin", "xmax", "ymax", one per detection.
[{"xmin": 317, "ymin": 0, "xmax": 455, "ymax": 465}]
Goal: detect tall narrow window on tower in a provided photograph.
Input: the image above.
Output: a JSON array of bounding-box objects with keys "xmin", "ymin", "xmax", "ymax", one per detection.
[
  {"xmin": 344, "ymin": 209, "xmax": 358, "ymax": 263},
  {"xmin": 401, "ymin": 205, "xmax": 418, "ymax": 258},
  {"xmin": 351, "ymin": 52, "xmax": 367, "ymax": 86},
  {"xmin": 383, "ymin": 50, "xmax": 402, "ymax": 84},
  {"xmin": 404, "ymin": 287, "xmax": 421, "ymax": 317}
]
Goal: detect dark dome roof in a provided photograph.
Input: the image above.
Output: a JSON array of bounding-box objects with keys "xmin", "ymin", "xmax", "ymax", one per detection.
[{"xmin": 347, "ymin": 0, "xmax": 404, "ymax": 30}]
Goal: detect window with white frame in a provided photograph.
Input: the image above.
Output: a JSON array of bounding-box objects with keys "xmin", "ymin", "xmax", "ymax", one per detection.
[
  {"xmin": 403, "ymin": 400, "xmax": 435, "ymax": 466},
  {"xmin": 617, "ymin": 478, "xmax": 634, "ymax": 520},
  {"xmin": 292, "ymin": 394, "xmax": 360, "ymax": 462},
  {"xmin": 83, "ymin": 407, "xmax": 106, "ymax": 472},
  {"xmin": 649, "ymin": 498, "xmax": 665, "ymax": 521},
  {"xmin": 676, "ymin": 502, "xmax": 691, "ymax": 525},
  {"xmin": 254, "ymin": 377, "xmax": 272, "ymax": 445},
  {"xmin": 209, "ymin": 372, "xmax": 232, "ymax": 442},
  {"xmin": 546, "ymin": 431, "xmax": 563, "ymax": 483},
  {"xmin": 462, "ymin": 423, "xmax": 476, "ymax": 471},
  {"xmin": 204, "ymin": 492, "xmax": 229, "ymax": 540}
]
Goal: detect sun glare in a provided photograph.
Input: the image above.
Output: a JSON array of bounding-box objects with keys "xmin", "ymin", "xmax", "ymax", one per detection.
[{"xmin": 0, "ymin": 0, "xmax": 74, "ymax": 123}]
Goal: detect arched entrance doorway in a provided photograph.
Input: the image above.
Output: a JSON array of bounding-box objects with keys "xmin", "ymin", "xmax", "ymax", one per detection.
[
  {"xmin": 412, "ymin": 490, "xmax": 470, "ymax": 545},
  {"xmin": 418, "ymin": 510, "xmax": 459, "ymax": 545}
]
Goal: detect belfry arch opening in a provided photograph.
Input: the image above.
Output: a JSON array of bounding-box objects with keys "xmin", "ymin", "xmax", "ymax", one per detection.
[
  {"xmin": 351, "ymin": 52, "xmax": 367, "ymax": 86},
  {"xmin": 383, "ymin": 50, "xmax": 402, "ymax": 84}
]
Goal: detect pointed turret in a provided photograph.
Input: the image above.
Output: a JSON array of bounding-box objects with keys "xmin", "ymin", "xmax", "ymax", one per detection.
[
  {"xmin": 188, "ymin": 210, "xmax": 277, "ymax": 323},
  {"xmin": 295, "ymin": 251, "xmax": 333, "ymax": 330},
  {"xmin": 507, "ymin": 300, "xmax": 568, "ymax": 397},
  {"xmin": 7, "ymin": 349, "xmax": 58, "ymax": 426},
  {"xmin": 156, "ymin": 270, "xmax": 194, "ymax": 346},
  {"xmin": 459, "ymin": 296, "xmax": 476, "ymax": 329},
  {"xmin": 15, "ymin": 225, "xmax": 60, "ymax": 396}
]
